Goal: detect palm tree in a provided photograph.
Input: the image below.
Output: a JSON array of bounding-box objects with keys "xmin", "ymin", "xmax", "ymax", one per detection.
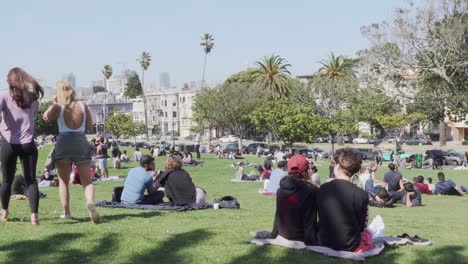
[
  {"xmin": 317, "ymin": 53, "xmax": 357, "ymax": 148},
  {"xmin": 101, "ymin": 64, "xmax": 113, "ymax": 136},
  {"xmin": 318, "ymin": 53, "xmax": 355, "ymax": 79},
  {"xmin": 200, "ymin": 33, "xmax": 214, "ymax": 90},
  {"xmin": 252, "ymin": 54, "xmax": 292, "ymax": 99},
  {"xmin": 137, "ymin": 51, "xmax": 151, "ymax": 141}
]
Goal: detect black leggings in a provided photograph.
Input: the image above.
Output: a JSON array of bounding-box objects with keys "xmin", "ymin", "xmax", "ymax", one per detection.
[{"xmin": 0, "ymin": 138, "xmax": 39, "ymax": 213}]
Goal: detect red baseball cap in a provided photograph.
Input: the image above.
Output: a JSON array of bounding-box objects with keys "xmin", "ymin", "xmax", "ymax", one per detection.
[{"xmin": 287, "ymin": 155, "xmax": 309, "ymax": 173}]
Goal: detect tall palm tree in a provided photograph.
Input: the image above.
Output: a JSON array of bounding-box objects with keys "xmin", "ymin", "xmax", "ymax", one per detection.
[
  {"xmin": 317, "ymin": 53, "xmax": 357, "ymax": 148},
  {"xmin": 137, "ymin": 51, "xmax": 151, "ymax": 141},
  {"xmin": 102, "ymin": 64, "xmax": 113, "ymax": 136},
  {"xmin": 200, "ymin": 33, "xmax": 214, "ymax": 90},
  {"xmin": 318, "ymin": 53, "xmax": 355, "ymax": 79},
  {"xmin": 252, "ymin": 54, "xmax": 292, "ymax": 99}
]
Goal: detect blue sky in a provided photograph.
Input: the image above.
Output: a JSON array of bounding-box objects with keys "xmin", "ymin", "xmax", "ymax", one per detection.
[{"xmin": 0, "ymin": 0, "xmax": 408, "ymax": 88}]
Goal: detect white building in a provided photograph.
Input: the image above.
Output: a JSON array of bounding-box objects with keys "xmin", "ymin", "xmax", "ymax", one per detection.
[
  {"xmin": 130, "ymin": 97, "xmax": 145, "ymax": 124},
  {"xmin": 145, "ymin": 89, "xmax": 198, "ymax": 138}
]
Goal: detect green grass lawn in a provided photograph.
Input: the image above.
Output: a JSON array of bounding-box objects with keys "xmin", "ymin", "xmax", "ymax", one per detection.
[{"xmin": 1, "ymin": 145, "xmax": 467, "ymax": 263}]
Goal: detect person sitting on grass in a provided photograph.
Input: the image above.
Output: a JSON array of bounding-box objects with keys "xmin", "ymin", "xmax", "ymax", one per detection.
[
  {"xmin": 120, "ymin": 150, "xmax": 130, "ymax": 162},
  {"xmin": 234, "ymin": 162, "xmax": 258, "ymax": 181},
  {"xmin": 309, "ymin": 165, "xmax": 320, "ymax": 187},
  {"xmin": 414, "ymin": 175, "xmax": 432, "ymax": 194},
  {"xmin": 39, "ymin": 168, "xmax": 55, "ymax": 182},
  {"xmin": 433, "ymin": 172, "xmax": 467, "ymax": 195},
  {"xmin": 425, "ymin": 177, "xmax": 436, "ymax": 193},
  {"xmin": 270, "ymin": 155, "xmax": 319, "ymax": 245},
  {"xmin": 134, "ymin": 147, "xmax": 143, "ymax": 162},
  {"xmin": 317, "ymin": 148, "xmax": 372, "ymax": 253},
  {"xmin": 383, "ymin": 163, "xmax": 404, "ymax": 195},
  {"xmin": 259, "ymin": 160, "xmax": 273, "ymax": 181},
  {"xmin": 158, "ymin": 155, "xmax": 206, "ymax": 208},
  {"xmin": 262, "ymin": 160, "xmax": 288, "ymax": 194},
  {"xmin": 120, "ymin": 155, "xmax": 165, "ymax": 205}
]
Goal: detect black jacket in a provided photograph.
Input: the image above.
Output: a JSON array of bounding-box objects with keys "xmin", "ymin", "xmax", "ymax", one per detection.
[
  {"xmin": 158, "ymin": 169, "xmax": 196, "ymax": 206},
  {"xmin": 271, "ymin": 176, "xmax": 318, "ymax": 245}
]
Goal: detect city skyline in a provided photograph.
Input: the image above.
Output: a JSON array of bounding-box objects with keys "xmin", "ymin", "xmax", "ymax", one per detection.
[{"xmin": 0, "ymin": 0, "xmax": 409, "ymax": 89}]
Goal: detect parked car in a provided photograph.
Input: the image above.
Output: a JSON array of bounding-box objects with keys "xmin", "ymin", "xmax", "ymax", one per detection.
[
  {"xmin": 245, "ymin": 143, "xmax": 270, "ymax": 155},
  {"xmin": 447, "ymin": 149, "xmax": 464, "ymax": 160},
  {"xmin": 224, "ymin": 143, "xmax": 244, "ymax": 153},
  {"xmin": 382, "ymin": 149, "xmax": 414, "ymax": 161},
  {"xmin": 404, "ymin": 136, "xmax": 432, "ymax": 145},
  {"xmin": 353, "ymin": 137, "xmax": 371, "ymax": 144},
  {"xmin": 382, "ymin": 136, "xmax": 396, "ymax": 143},
  {"xmin": 342, "ymin": 134, "xmax": 354, "ymax": 143},
  {"xmin": 218, "ymin": 135, "xmax": 239, "ymax": 143},
  {"xmin": 117, "ymin": 141, "xmax": 132, "ymax": 147},
  {"xmin": 135, "ymin": 142, "xmax": 151, "ymax": 149},
  {"xmin": 184, "ymin": 135, "xmax": 193, "ymax": 141},
  {"xmin": 425, "ymin": 149, "xmax": 461, "ymax": 165},
  {"xmin": 308, "ymin": 148, "xmax": 330, "ymax": 159}
]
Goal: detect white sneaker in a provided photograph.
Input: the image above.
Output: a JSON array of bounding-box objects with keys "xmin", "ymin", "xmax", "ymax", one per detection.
[{"xmin": 60, "ymin": 214, "xmax": 71, "ymax": 219}]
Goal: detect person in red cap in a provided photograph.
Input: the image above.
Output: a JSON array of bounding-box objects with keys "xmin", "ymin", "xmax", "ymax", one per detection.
[
  {"xmin": 270, "ymin": 154, "xmax": 318, "ymax": 245},
  {"xmin": 316, "ymin": 148, "xmax": 371, "ymax": 253}
]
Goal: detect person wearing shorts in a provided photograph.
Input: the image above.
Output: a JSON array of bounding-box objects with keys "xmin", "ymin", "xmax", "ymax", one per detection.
[{"xmin": 43, "ymin": 80, "xmax": 100, "ymax": 223}]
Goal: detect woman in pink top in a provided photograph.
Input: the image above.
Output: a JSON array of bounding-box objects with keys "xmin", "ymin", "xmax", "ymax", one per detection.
[{"xmin": 0, "ymin": 68, "xmax": 44, "ymax": 225}]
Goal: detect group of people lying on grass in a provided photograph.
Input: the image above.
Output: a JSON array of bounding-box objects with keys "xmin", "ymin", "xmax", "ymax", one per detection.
[
  {"xmin": 259, "ymin": 148, "xmax": 466, "ymax": 252},
  {"xmin": 120, "ymin": 154, "xmax": 205, "ymax": 208},
  {"xmin": 356, "ymin": 163, "xmax": 468, "ymax": 208},
  {"xmin": 216, "ymin": 149, "xmax": 244, "ymax": 160}
]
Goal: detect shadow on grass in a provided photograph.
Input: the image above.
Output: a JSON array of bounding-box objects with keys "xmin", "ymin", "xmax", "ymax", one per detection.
[
  {"xmin": 0, "ymin": 232, "xmax": 119, "ymax": 263},
  {"xmin": 412, "ymin": 245, "xmax": 466, "ymax": 264},
  {"xmin": 101, "ymin": 211, "xmax": 162, "ymax": 222},
  {"xmin": 128, "ymin": 229, "xmax": 213, "ymax": 263}
]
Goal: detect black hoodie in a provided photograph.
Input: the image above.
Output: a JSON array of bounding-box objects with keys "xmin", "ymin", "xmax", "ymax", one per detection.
[{"xmin": 271, "ymin": 176, "xmax": 319, "ymax": 245}]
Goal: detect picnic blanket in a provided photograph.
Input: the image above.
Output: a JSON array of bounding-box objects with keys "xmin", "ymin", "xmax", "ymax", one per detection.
[
  {"xmin": 95, "ymin": 200, "xmax": 212, "ymax": 211},
  {"xmin": 230, "ymin": 179, "xmax": 262, "ymax": 183},
  {"xmin": 249, "ymin": 231, "xmax": 432, "ymax": 261},
  {"xmin": 95, "ymin": 176, "xmax": 124, "ymax": 182}
]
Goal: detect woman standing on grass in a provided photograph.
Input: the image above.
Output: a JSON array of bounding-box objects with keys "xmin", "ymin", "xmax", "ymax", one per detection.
[
  {"xmin": 0, "ymin": 68, "xmax": 43, "ymax": 225},
  {"xmin": 43, "ymin": 80, "xmax": 100, "ymax": 223}
]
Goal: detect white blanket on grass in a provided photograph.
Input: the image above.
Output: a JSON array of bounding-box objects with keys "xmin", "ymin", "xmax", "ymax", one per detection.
[{"xmin": 249, "ymin": 231, "xmax": 431, "ymax": 261}]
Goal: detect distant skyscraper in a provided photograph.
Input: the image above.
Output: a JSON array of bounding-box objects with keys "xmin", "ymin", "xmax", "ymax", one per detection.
[
  {"xmin": 91, "ymin": 79, "xmax": 105, "ymax": 88},
  {"xmin": 159, "ymin": 72, "xmax": 170, "ymax": 89},
  {"xmin": 62, "ymin": 73, "xmax": 76, "ymax": 88}
]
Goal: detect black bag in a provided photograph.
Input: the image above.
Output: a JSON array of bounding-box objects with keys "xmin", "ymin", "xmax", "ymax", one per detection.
[
  {"xmin": 112, "ymin": 186, "xmax": 124, "ymax": 203},
  {"xmin": 214, "ymin": 196, "xmax": 240, "ymax": 209}
]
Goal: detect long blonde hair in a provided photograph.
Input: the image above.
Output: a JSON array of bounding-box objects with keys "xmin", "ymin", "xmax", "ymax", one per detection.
[{"xmin": 55, "ymin": 80, "xmax": 75, "ymax": 106}]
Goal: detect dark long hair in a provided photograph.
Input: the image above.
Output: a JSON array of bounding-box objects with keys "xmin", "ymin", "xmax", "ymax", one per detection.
[{"xmin": 7, "ymin": 67, "xmax": 44, "ymax": 109}]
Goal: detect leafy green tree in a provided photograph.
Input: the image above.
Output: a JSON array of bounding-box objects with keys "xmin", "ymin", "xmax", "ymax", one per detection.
[
  {"xmin": 252, "ymin": 54, "xmax": 292, "ymax": 99},
  {"xmin": 361, "ymin": 0, "xmax": 468, "ymax": 145},
  {"xmin": 106, "ymin": 114, "xmax": 133, "ymax": 140},
  {"xmin": 200, "ymin": 33, "xmax": 214, "ymax": 89},
  {"xmin": 376, "ymin": 112, "xmax": 427, "ymax": 149},
  {"xmin": 308, "ymin": 53, "xmax": 359, "ymax": 151},
  {"xmin": 249, "ymin": 101, "xmax": 323, "ymax": 147},
  {"xmin": 192, "ymin": 87, "xmax": 220, "ymax": 148},
  {"xmin": 35, "ymin": 101, "xmax": 58, "ymax": 136},
  {"xmin": 92, "ymin": 86, "xmax": 105, "ymax": 94},
  {"xmin": 131, "ymin": 121, "xmax": 147, "ymax": 142},
  {"xmin": 216, "ymin": 81, "xmax": 266, "ymax": 146},
  {"xmin": 124, "ymin": 73, "xmax": 143, "ymax": 98}
]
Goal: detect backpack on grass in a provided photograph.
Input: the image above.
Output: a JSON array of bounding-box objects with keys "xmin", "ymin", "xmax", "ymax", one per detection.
[
  {"xmin": 112, "ymin": 186, "xmax": 124, "ymax": 203},
  {"xmin": 213, "ymin": 196, "xmax": 240, "ymax": 209}
]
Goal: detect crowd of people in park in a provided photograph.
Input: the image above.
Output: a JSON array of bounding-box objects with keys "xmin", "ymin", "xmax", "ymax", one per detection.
[{"xmin": 0, "ymin": 65, "xmax": 465, "ymax": 256}]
